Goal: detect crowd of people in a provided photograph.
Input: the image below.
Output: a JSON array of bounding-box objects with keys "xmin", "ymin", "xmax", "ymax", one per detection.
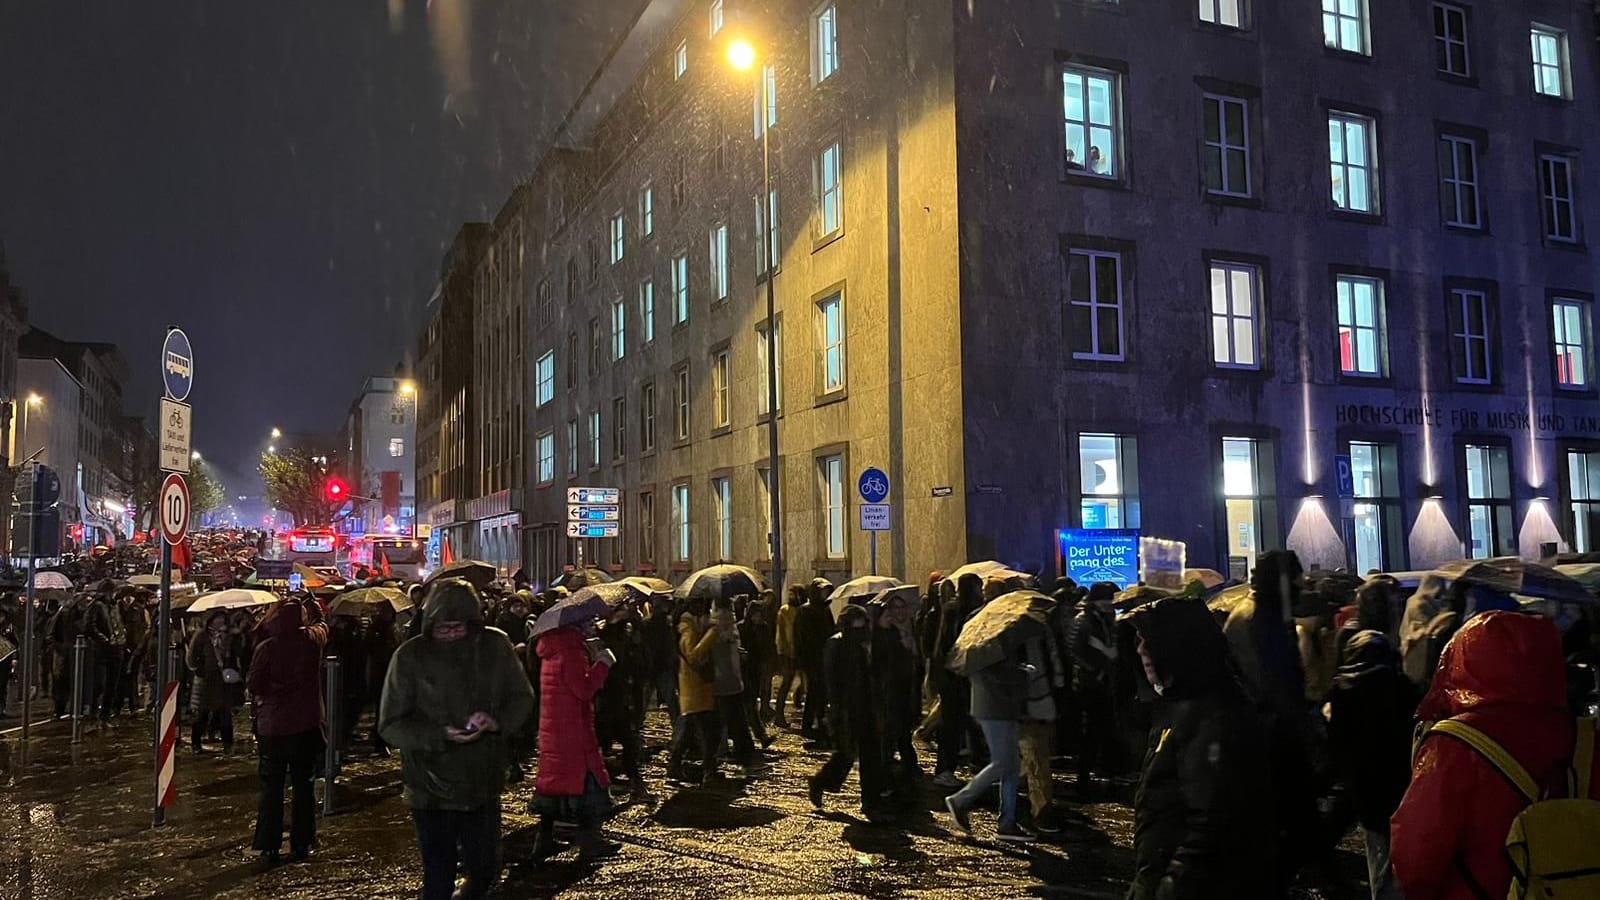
[{"xmin": 7, "ymin": 544, "xmax": 1600, "ymax": 900}]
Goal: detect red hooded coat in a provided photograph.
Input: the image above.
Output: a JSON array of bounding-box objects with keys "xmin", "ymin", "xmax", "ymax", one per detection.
[
  {"xmin": 534, "ymin": 627, "xmax": 611, "ymax": 796},
  {"xmin": 1390, "ymin": 611, "xmax": 1600, "ymax": 900}
]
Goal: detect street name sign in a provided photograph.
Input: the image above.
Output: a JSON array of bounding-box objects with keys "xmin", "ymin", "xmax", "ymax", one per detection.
[
  {"xmin": 859, "ymin": 503, "xmax": 891, "ymax": 531},
  {"xmin": 159, "ymin": 398, "xmax": 192, "ymax": 473}
]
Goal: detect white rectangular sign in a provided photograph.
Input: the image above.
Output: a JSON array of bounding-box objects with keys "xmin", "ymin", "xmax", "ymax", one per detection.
[
  {"xmin": 566, "ymin": 486, "xmax": 620, "ymax": 505},
  {"xmin": 159, "ymin": 398, "xmax": 192, "ymax": 474},
  {"xmin": 567, "ymin": 522, "xmax": 620, "ymax": 538},
  {"xmin": 859, "ymin": 503, "xmax": 891, "ymax": 532}
]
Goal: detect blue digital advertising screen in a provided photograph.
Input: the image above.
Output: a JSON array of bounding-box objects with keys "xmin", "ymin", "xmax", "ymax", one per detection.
[{"xmin": 1057, "ymin": 528, "xmax": 1140, "ymax": 589}]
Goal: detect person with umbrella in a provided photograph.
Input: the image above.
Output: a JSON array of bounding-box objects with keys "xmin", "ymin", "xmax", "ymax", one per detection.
[
  {"xmin": 378, "ymin": 579, "xmax": 536, "ymax": 900},
  {"xmin": 530, "ymin": 588, "xmax": 621, "ymax": 861},
  {"xmin": 188, "ymin": 608, "xmax": 246, "ymax": 754}
]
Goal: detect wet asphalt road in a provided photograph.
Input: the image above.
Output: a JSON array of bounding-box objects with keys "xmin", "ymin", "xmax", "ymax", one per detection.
[{"xmin": 0, "ymin": 710, "xmax": 1364, "ymax": 900}]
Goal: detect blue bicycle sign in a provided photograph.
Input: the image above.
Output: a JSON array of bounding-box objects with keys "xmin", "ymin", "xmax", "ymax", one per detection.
[{"xmin": 857, "ymin": 467, "xmax": 890, "ymax": 504}]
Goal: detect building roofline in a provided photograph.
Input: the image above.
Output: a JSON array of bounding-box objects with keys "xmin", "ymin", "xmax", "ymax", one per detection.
[{"xmin": 547, "ymin": 0, "xmax": 689, "ymax": 151}]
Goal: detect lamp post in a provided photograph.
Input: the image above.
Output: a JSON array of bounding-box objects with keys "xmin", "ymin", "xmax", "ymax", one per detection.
[
  {"xmin": 727, "ymin": 38, "xmax": 784, "ymax": 597},
  {"xmin": 16, "ymin": 393, "xmax": 42, "ymax": 462}
]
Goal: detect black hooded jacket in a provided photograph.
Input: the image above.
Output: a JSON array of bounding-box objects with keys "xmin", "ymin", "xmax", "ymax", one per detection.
[
  {"xmin": 1326, "ymin": 629, "xmax": 1418, "ymax": 831},
  {"xmin": 1126, "ymin": 598, "xmax": 1276, "ymax": 900}
]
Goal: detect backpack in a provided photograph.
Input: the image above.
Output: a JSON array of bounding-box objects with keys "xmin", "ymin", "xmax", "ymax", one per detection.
[{"xmin": 1426, "ymin": 716, "xmax": 1600, "ymax": 900}]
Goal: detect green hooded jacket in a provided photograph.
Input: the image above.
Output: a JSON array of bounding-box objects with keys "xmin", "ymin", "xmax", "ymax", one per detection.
[{"xmin": 378, "ymin": 581, "xmax": 535, "ymax": 811}]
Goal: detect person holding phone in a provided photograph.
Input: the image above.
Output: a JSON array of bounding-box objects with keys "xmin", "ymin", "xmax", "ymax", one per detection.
[{"xmin": 379, "ymin": 580, "xmax": 535, "ymax": 900}]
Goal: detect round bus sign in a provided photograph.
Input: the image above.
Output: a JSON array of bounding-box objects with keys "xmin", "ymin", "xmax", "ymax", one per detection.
[
  {"xmin": 858, "ymin": 467, "xmax": 890, "ymax": 504},
  {"xmin": 161, "ymin": 327, "xmax": 194, "ymax": 402},
  {"xmin": 158, "ymin": 473, "xmax": 190, "ymax": 545}
]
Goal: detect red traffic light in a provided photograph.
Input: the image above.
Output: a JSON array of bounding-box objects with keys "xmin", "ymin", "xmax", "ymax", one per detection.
[{"xmin": 324, "ymin": 478, "xmax": 348, "ymax": 502}]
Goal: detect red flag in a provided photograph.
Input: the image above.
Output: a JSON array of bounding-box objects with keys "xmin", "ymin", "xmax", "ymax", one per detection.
[
  {"xmin": 379, "ymin": 550, "xmax": 392, "ymax": 577},
  {"xmin": 441, "ymin": 540, "xmax": 454, "ymax": 565},
  {"xmin": 170, "ymin": 537, "xmax": 193, "ymax": 576}
]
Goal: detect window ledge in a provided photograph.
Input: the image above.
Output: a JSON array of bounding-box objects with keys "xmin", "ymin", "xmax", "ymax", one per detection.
[
  {"xmin": 1443, "ymin": 223, "xmax": 1491, "ymax": 237},
  {"xmin": 814, "ymin": 390, "xmax": 849, "ymax": 409},
  {"xmin": 1435, "ymin": 71, "xmax": 1478, "ymax": 88},
  {"xmin": 1328, "ymin": 208, "xmax": 1384, "ymax": 226},
  {"xmin": 1203, "ymin": 192, "xmax": 1262, "ymax": 210},
  {"xmin": 1209, "ymin": 365, "xmax": 1268, "ymax": 380},
  {"xmin": 710, "ymin": 425, "xmax": 733, "ymax": 438},
  {"xmin": 673, "ymin": 438, "xmax": 691, "ymax": 449},
  {"xmin": 1061, "ymin": 171, "xmax": 1128, "ymax": 190},
  {"xmin": 1555, "ymin": 385, "xmax": 1598, "ymax": 398},
  {"xmin": 1451, "ymin": 380, "xmax": 1502, "ymax": 395},
  {"xmin": 812, "ymin": 230, "xmax": 845, "ymax": 253},
  {"xmin": 1195, "ymin": 21, "xmax": 1254, "ymax": 38},
  {"xmin": 756, "ymin": 410, "xmax": 786, "ymax": 424},
  {"xmin": 812, "ymin": 557, "xmax": 851, "ymax": 571},
  {"xmin": 1544, "ymin": 238, "xmax": 1587, "ymax": 254},
  {"xmin": 1322, "ymin": 46, "xmax": 1373, "ymax": 63},
  {"xmin": 1337, "ymin": 374, "xmax": 1393, "ymax": 388}
]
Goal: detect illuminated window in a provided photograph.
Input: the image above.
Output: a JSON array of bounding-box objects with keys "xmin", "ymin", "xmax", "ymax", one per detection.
[
  {"xmin": 1566, "ymin": 450, "xmax": 1600, "ymax": 552},
  {"xmin": 712, "ymin": 349, "xmax": 730, "ymax": 428},
  {"xmin": 812, "ymin": 2, "xmax": 838, "ymax": 83},
  {"xmin": 1464, "ymin": 444, "xmax": 1513, "ymax": 558},
  {"xmin": 1221, "ymin": 436, "xmax": 1278, "ymax": 573},
  {"xmin": 639, "ymin": 185, "xmax": 654, "ymax": 237},
  {"xmin": 709, "ymin": 0, "xmax": 723, "ymax": 36},
  {"xmin": 1062, "ymin": 67, "xmax": 1120, "ymax": 178},
  {"xmin": 1553, "ymin": 298, "xmax": 1592, "ymax": 389},
  {"xmin": 588, "ymin": 409, "xmax": 600, "ymax": 468},
  {"xmin": 1209, "ymin": 261, "xmax": 1260, "ymax": 368},
  {"xmin": 1439, "ymin": 134, "xmax": 1481, "ymax": 229},
  {"xmin": 816, "ymin": 292, "xmax": 845, "ymax": 393},
  {"xmin": 755, "ymin": 189, "xmax": 779, "ymax": 274},
  {"xmin": 639, "ymin": 279, "xmax": 656, "ymax": 344},
  {"xmin": 611, "ymin": 298, "xmax": 626, "ymax": 360},
  {"xmin": 709, "ymin": 224, "xmax": 729, "ymax": 301},
  {"xmin": 1199, "ymin": 0, "xmax": 1244, "ymax": 28},
  {"xmin": 1077, "ymin": 433, "xmax": 1139, "ymax": 529},
  {"xmin": 712, "ymin": 476, "xmax": 732, "ymax": 560},
  {"xmin": 819, "ymin": 453, "xmax": 845, "ymax": 558},
  {"xmin": 640, "ymin": 382, "xmax": 656, "ymax": 453},
  {"xmin": 609, "ymin": 213, "xmax": 624, "ymax": 263},
  {"xmin": 672, "ymin": 254, "xmax": 689, "ymax": 324},
  {"xmin": 757, "ymin": 319, "xmax": 783, "ymax": 414},
  {"xmin": 535, "ymin": 351, "xmax": 554, "ymax": 406},
  {"xmin": 816, "ymin": 143, "xmax": 843, "ymax": 237},
  {"xmin": 1329, "ymin": 112, "xmax": 1378, "ymax": 213},
  {"xmin": 1322, "ymin": 0, "xmax": 1368, "ymax": 54},
  {"xmin": 535, "ymin": 432, "xmax": 554, "ymax": 485},
  {"xmin": 389, "ymin": 438, "xmax": 405, "ymax": 457},
  {"xmin": 673, "ymin": 365, "xmax": 690, "ymax": 441},
  {"xmin": 1433, "ymin": 3, "xmax": 1470, "ymax": 76},
  {"xmin": 674, "ymin": 40, "xmax": 688, "ymax": 80},
  {"xmin": 1349, "ymin": 441, "xmax": 1402, "ymax": 573},
  {"xmin": 1531, "ymin": 25, "xmax": 1569, "ymax": 99},
  {"xmin": 1336, "ymin": 274, "xmax": 1387, "ymax": 376},
  {"xmin": 671, "ymin": 482, "xmax": 690, "ymax": 562},
  {"xmin": 753, "ymin": 64, "xmax": 777, "ymax": 137}
]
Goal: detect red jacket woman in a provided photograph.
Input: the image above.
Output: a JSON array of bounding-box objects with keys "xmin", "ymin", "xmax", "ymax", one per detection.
[
  {"xmin": 534, "ymin": 626, "xmax": 611, "ymax": 796},
  {"xmin": 1391, "ymin": 611, "xmax": 1600, "ymax": 900}
]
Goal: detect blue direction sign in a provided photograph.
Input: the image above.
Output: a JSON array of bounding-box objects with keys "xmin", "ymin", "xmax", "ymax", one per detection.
[
  {"xmin": 858, "ymin": 467, "xmax": 889, "ymax": 504},
  {"xmin": 567, "ymin": 522, "xmax": 620, "ymax": 538},
  {"xmin": 161, "ymin": 328, "xmax": 194, "ymax": 402},
  {"xmin": 567, "ymin": 486, "xmax": 620, "ymax": 505},
  {"xmin": 568, "ymin": 505, "xmax": 620, "ymax": 522}
]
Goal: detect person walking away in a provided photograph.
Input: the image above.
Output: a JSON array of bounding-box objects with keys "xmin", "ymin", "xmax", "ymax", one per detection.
[
  {"xmin": 85, "ymin": 589, "xmax": 125, "ymax": 722},
  {"xmin": 378, "ymin": 580, "xmax": 535, "ymax": 900},
  {"xmin": 1326, "ymin": 630, "xmax": 1416, "ymax": 900},
  {"xmin": 871, "ymin": 590, "xmax": 921, "ymax": 787},
  {"xmin": 1222, "ymin": 550, "xmax": 1317, "ymax": 889},
  {"xmin": 249, "ymin": 598, "xmax": 329, "ymax": 863},
  {"xmin": 711, "ymin": 598, "xmax": 767, "ymax": 776},
  {"xmin": 944, "ymin": 599, "xmax": 1034, "ymax": 843},
  {"xmin": 742, "ymin": 591, "xmax": 778, "ymax": 726},
  {"xmin": 48, "ymin": 597, "xmax": 85, "ymax": 719},
  {"xmin": 795, "ymin": 587, "xmax": 836, "ymax": 742},
  {"xmin": 640, "ymin": 593, "xmax": 680, "ymax": 736},
  {"xmin": 667, "ymin": 598, "xmax": 721, "ymax": 784},
  {"xmin": 1069, "ymin": 582, "xmax": 1119, "ymax": 798},
  {"xmin": 1337, "ymin": 578, "xmax": 1397, "ymax": 664},
  {"xmin": 1124, "ymin": 596, "xmax": 1276, "ymax": 899},
  {"xmin": 1019, "ymin": 623, "xmax": 1067, "ymax": 835},
  {"xmin": 596, "ymin": 603, "xmax": 650, "ymax": 801},
  {"xmin": 1391, "ymin": 611, "xmax": 1600, "ymax": 900},
  {"xmin": 328, "ymin": 616, "xmax": 368, "ymax": 762},
  {"xmin": 365, "ymin": 605, "xmax": 398, "ymax": 756},
  {"xmin": 933, "ymin": 576, "xmax": 982, "ymax": 787},
  {"xmin": 531, "ymin": 614, "xmax": 620, "ymax": 862},
  {"xmin": 189, "ymin": 610, "xmax": 244, "ymax": 753},
  {"xmin": 809, "ymin": 605, "xmax": 889, "ymax": 821},
  {"xmin": 773, "ymin": 587, "xmax": 806, "ymax": 729},
  {"xmin": 119, "ymin": 590, "xmax": 151, "ymax": 714}
]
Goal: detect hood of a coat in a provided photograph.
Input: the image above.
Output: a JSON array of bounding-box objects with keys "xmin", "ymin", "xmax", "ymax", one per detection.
[
  {"xmin": 535, "ymin": 625, "xmax": 585, "ymax": 660},
  {"xmin": 1417, "ymin": 610, "xmax": 1566, "ymax": 721},
  {"xmin": 1127, "ymin": 597, "xmax": 1233, "ymax": 700},
  {"xmin": 263, "ymin": 602, "xmax": 306, "ymax": 639},
  {"xmin": 423, "ymin": 580, "xmax": 485, "ymax": 631},
  {"xmin": 1334, "ymin": 628, "xmax": 1400, "ymax": 684}
]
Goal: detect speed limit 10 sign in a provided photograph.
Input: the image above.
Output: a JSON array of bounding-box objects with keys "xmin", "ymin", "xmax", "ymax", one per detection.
[{"xmin": 158, "ymin": 473, "xmax": 190, "ymax": 545}]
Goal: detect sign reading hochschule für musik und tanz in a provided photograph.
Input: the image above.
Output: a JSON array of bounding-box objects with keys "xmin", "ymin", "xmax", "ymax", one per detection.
[{"xmin": 1335, "ymin": 402, "xmax": 1600, "ymax": 435}]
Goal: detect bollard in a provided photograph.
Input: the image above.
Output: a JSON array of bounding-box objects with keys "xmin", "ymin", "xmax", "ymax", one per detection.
[
  {"xmin": 321, "ymin": 656, "xmax": 340, "ymax": 817},
  {"xmin": 70, "ymin": 635, "xmax": 87, "ymax": 744}
]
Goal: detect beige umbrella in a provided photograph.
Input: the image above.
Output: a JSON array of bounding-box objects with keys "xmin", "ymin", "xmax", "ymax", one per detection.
[{"xmin": 187, "ymin": 589, "xmax": 279, "ymax": 613}]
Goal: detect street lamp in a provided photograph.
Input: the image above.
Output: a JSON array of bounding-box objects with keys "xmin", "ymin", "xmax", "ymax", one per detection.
[
  {"xmin": 191, "ymin": 450, "xmax": 202, "ymax": 462},
  {"xmin": 267, "ymin": 445, "xmax": 277, "ymax": 455},
  {"xmin": 15, "ymin": 393, "xmax": 42, "ymax": 462},
  {"xmin": 270, "ymin": 428, "xmax": 282, "ymax": 440},
  {"xmin": 727, "ymin": 36, "xmax": 784, "ymax": 597}
]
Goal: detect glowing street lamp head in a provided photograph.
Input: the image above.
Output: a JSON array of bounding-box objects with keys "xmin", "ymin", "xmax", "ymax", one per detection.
[
  {"xmin": 25, "ymin": 393, "xmax": 42, "ymax": 407},
  {"xmin": 726, "ymin": 39, "xmax": 757, "ymax": 71},
  {"xmin": 191, "ymin": 450, "xmax": 202, "ymax": 461},
  {"xmin": 399, "ymin": 380, "xmax": 416, "ymax": 395},
  {"xmin": 267, "ymin": 445, "xmax": 277, "ymax": 455},
  {"xmin": 270, "ymin": 428, "xmax": 282, "ymax": 439}
]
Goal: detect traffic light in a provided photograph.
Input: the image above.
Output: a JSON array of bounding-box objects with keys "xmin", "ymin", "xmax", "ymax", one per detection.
[{"xmin": 324, "ymin": 477, "xmax": 349, "ymax": 503}]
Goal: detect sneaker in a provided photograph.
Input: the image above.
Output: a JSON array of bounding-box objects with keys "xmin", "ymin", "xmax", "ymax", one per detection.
[
  {"xmin": 932, "ymin": 771, "xmax": 961, "ymax": 788},
  {"xmin": 1032, "ymin": 815, "xmax": 1062, "ymax": 836},
  {"xmin": 945, "ymin": 796, "xmax": 972, "ymax": 835},
  {"xmin": 996, "ymin": 822, "xmax": 1037, "ymax": 843}
]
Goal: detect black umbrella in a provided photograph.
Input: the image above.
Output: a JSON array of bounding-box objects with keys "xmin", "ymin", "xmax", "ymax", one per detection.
[
  {"xmin": 551, "ymin": 567, "xmax": 614, "ymax": 590},
  {"xmin": 530, "ymin": 589, "xmax": 611, "ymax": 638},
  {"xmin": 424, "ymin": 560, "xmax": 496, "ymax": 589},
  {"xmin": 675, "ymin": 564, "xmax": 765, "ymax": 601}
]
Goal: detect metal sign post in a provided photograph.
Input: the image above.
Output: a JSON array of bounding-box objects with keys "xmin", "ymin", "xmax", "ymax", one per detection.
[
  {"xmin": 20, "ymin": 472, "xmax": 36, "ymax": 743},
  {"xmin": 154, "ymin": 327, "xmax": 193, "ymax": 828}
]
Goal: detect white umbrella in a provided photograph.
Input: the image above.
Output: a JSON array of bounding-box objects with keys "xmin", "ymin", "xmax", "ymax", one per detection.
[
  {"xmin": 188, "ymin": 589, "xmax": 278, "ymax": 613},
  {"xmin": 827, "ymin": 575, "xmax": 904, "ymax": 618},
  {"xmin": 31, "ymin": 571, "xmax": 72, "ymax": 590},
  {"xmin": 127, "ymin": 574, "xmax": 162, "ymax": 587}
]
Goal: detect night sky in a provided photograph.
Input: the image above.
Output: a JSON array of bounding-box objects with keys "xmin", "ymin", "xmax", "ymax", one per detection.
[{"xmin": 0, "ymin": 0, "xmax": 639, "ymax": 491}]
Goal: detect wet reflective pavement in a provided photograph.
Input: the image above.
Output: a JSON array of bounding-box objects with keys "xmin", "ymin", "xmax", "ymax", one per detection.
[{"xmin": 0, "ymin": 713, "xmax": 1362, "ymax": 899}]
